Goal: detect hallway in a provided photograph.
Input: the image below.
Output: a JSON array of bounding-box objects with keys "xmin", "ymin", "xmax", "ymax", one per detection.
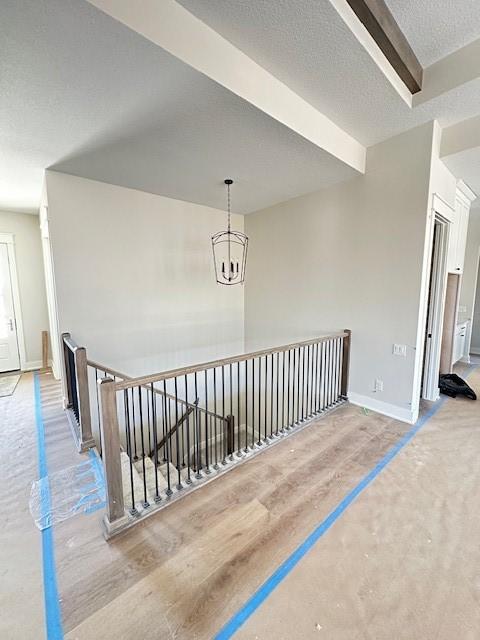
[{"xmin": 1, "ymin": 366, "xmax": 480, "ymax": 639}]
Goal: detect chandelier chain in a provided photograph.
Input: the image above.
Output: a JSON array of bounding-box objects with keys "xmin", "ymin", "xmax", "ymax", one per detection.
[{"xmin": 227, "ymin": 181, "xmax": 231, "ymax": 233}]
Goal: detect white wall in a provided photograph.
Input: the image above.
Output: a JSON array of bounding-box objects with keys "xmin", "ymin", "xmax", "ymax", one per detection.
[
  {"xmin": 44, "ymin": 171, "xmax": 244, "ymax": 375},
  {"xmin": 245, "ymin": 123, "xmax": 436, "ymax": 423},
  {"xmin": 0, "ymin": 210, "xmax": 49, "ymax": 368}
]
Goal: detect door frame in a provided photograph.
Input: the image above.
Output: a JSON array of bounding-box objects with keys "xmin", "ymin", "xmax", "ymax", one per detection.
[
  {"xmin": 422, "ymin": 214, "xmax": 449, "ymax": 401},
  {"xmin": 0, "ymin": 233, "xmax": 26, "ymax": 370}
]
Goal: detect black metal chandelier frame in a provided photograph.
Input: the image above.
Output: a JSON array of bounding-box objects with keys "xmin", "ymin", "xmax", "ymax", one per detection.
[{"xmin": 212, "ymin": 179, "xmax": 248, "ymax": 286}]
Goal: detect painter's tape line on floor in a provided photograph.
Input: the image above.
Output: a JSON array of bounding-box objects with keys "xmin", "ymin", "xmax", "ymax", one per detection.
[
  {"xmin": 34, "ymin": 372, "xmax": 64, "ymax": 640},
  {"xmin": 85, "ymin": 448, "xmax": 106, "ymax": 514},
  {"xmin": 215, "ymin": 365, "xmax": 479, "ymax": 639}
]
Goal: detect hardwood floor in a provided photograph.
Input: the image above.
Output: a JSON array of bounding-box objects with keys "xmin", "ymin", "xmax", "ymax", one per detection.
[
  {"xmin": 44, "ymin": 372, "xmax": 413, "ymax": 639},
  {"xmin": 2, "ymin": 367, "xmax": 479, "ymax": 639}
]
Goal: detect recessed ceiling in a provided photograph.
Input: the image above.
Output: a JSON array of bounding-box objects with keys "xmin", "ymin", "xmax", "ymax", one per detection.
[
  {"xmin": 385, "ymin": 0, "xmax": 480, "ymax": 67},
  {"xmin": 177, "ymin": 0, "xmax": 480, "ymax": 145},
  {"xmin": 0, "ymin": 0, "xmax": 357, "ymax": 214}
]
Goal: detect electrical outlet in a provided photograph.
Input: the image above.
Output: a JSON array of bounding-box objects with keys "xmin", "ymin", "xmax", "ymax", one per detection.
[
  {"xmin": 374, "ymin": 379, "xmax": 383, "ymax": 392},
  {"xmin": 393, "ymin": 344, "xmax": 407, "ymax": 357}
]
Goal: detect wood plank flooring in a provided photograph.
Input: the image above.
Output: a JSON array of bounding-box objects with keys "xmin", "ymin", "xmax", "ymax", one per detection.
[
  {"xmin": 40, "ymin": 372, "xmax": 415, "ymax": 640},
  {"xmin": 3, "ymin": 366, "xmax": 479, "ymax": 639}
]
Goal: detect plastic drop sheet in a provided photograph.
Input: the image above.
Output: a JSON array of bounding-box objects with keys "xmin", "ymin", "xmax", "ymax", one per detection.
[{"xmin": 29, "ymin": 456, "xmax": 105, "ymax": 530}]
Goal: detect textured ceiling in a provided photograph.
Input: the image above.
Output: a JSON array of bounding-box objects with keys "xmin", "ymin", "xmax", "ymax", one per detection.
[
  {"xmin": 385, "ymin": 0, "xmax": 480, "ymax": 67},
  {"xmin": 177, "ymin": 0, "xmax": 480, "ymax": 146},
  {"xmin": 0, "ymin": 0, "xmax": 356, "ymax": 214},
  {"xmin": 3, "ymin": 0, "xmax": 480, "ymax": 214}
]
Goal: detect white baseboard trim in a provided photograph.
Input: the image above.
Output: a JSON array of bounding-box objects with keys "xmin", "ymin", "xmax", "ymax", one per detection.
[
  {"xmin": 470, "ymin": 348, "xmax": 480, "ymax": 356},
  {"xmin": 460, "ymin": 356, "xmax": 471, "ymax": 364},
  {"xmin": 348, "ymin": 392, "xmax": 416, "ymax": 424},
  {"xmin": 22, "ymin": 359, "xmax": 53, "ymax": 372}
]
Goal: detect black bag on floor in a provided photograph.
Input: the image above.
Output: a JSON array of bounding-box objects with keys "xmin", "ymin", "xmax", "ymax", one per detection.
[{"xmin": 439, "ymin": 373, "xmax": 477, "ymax": 400}]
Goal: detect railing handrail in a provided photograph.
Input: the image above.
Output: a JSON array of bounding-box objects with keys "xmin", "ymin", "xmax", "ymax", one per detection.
[
  {"xmin": 87, "ymin": 358, "xmax": 228, "ymax": 422},
  {"xmin": 111, "ymin": 331, "xmax": 349, "ymax": 392}
]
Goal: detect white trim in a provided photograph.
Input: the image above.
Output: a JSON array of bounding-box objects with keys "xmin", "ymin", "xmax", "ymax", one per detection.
[
  {"xmin": 0, "ymin": 233, "xmax": 28, "ymax": 371},
  {"xmin": 460, "ymin": 355, "xmax": 471, "ymax": 364},
  {"xmin": 348, "ymin": 392, "xmax": 416, "ymax": 425},
  {"xmin": 432, "ymin": 193, "xmax": 455, "ymax": 222},
  {"xmin": 422, "ymin": 215, "xmax": 449, "ymax": 401},
  {"xmin": 470, "ymin": 348, "xmax": 480, "ymax": 355},
  {"xmin": 456, "ymin": 179, "xmax": 477, "ymax": 203}
]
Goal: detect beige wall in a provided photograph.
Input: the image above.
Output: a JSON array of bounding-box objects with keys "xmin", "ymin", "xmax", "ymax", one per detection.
[
  {"xmin": 245, "ymin": 123, "xmax": 436, "ymax": 423},
  {"xmin": 44, "ymin": 171, "xmax": 245, "ymax": 375},
  {"xmin": 0, "ymin": 210, "xmax": 49, "ymax": 367}
]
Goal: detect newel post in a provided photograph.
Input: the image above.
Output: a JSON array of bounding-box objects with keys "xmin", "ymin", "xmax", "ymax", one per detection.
[
  {"xmin": 74, "ymin": 346, "xmax": 95, "ymax": 451},
  {"xmin": 341, "ymin": 329, "xmax": 351, "ymax": 399},
  {"xmin": 99, "ymin": 378, "xmax": 128, "ymax": 537}
]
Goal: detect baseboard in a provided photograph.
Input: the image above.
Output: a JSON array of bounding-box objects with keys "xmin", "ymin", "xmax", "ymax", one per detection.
[
  {"xmin": 348, "ymin": 392, "xmax": 415, "ymax": 424},
  {"xmin": 22, "ymin": 359, "xmax": 53, "ymax": 372},
  {"xmin": 460, "ymin": 356, "xmax": 471, "ymax": 364},
  {"xmin": 22, "ymin": 360, "xmax": 42, "ymax": 371},
  {"xmin": 470, "ymin": 348, "xmax": 480, "ymax": 356}
]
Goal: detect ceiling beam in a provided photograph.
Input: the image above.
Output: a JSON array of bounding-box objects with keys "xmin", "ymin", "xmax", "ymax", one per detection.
[
  {"xmin": 344, "ymin": 0, "xmax": 423, "ymax": 94},
  {"xmin": 86, "ymin": 0, "xmax": 366, "ymax": 174}
]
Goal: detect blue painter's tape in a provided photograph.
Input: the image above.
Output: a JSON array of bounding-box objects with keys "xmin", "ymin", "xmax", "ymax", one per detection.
[
  {"xmin": 215, "ymin": 365, "xmax": 478, "ymax": 639},
  {"xmin": 34, "ymin": 372, "xmax": 64, "ymax": 640},
  {"xmin": 84, "ymin": 448, "xmax": 106, "ymax": 514}
]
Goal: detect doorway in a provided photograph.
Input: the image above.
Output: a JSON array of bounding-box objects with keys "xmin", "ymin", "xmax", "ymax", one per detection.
[
  {"xmin": 0, "ymin": 242, "xmax": 20, "ymax": 372},
  {"xmin": 422, "ymin": 216, "xmax": 449, "ymax": 401}
]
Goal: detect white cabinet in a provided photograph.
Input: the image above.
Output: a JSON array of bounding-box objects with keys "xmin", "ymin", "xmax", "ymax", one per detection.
[
  {"xmin": 453, "ymin": 321, "xmax": 468, "ymax": 364},
  {"xmin": 447, "ymin": 184, "xmax": 474, "ymax": 274}
]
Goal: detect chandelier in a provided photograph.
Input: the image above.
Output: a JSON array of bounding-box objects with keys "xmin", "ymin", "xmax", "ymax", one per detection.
[{"xmin": 212, "ymin": 179, "xmax": 248, "ymax": 285}]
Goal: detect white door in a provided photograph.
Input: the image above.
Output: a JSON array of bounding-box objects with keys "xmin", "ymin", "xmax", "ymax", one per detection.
[{"xmin": 0, "ymin": 243, "xmax": 20, "ymax": 372}]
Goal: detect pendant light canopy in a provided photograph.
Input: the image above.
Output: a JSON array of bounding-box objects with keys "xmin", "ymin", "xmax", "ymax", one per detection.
[{"xmin": 212, "ymin": 179, "xmax": 248, "ymax": 285}]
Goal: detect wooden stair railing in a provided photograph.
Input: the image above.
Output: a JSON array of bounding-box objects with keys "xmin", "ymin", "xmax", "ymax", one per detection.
[{"xmin": 149, "ymin": 400, "xmax": 197, "ymax": 459}]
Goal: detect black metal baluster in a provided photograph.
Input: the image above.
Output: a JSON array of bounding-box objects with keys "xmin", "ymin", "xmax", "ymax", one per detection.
[
  {"xmin": 124, "ymin": 389, "xmax": 137, "ymax": 515},
  {"xmin": 146, "ymin": 386, "xmax": 152, "ymax": 461},
  {"xmin": 138, "ymin": 387, "xmax": 148, "ymax": 508},
  {"xmin": 185, "ymin": 375, "xmax": 192, "ymax": 484},
  {"xmin": 195, "ymin": 372, "xmax": 201, "ymax": 477},
  {"xmin": 94, "ymin": 368, "xmax": 102, "ymax": 455},
  {"xmin": 237, "ymin": 361, "xmax": 241, "ymax": 455},
  {"xmin": 281, "ymin": 351, "xmax": 285, "ymax": 432},
  {"xmin": 287, "ymin": 349, "xmax": 291, "ymax": 428},
  {"xmin": 297, "ymin": 347, "xmax": 301, "ymax": 424},
  {"xmin": 174, "ymin": 377, "xmax": 182, "ymax": 489},
  {"xmin": 275, "ymin": 352, "xmax": 280, "ymax": 436},
  {"xmin": 151, "ymin": 383, "xmax": 160, "ymax": 502},
  {"xmin": 221, "ymin": 366, "xmax": 226, "ymax": 464},
  {"xmin": 270, "ymin": 353, "xmax": 274, "ymax": 438},
  {"xmin": 213, "ymin": 368, "xmax": 219, "ymax": 469},
  {"xmin": 305, "ymin": 345, "xmax": 311, "ymax": 418},
  {"xmin": 251, "ymin": 358, "xmax": 255, "ymax": 448},
  {"xmin": 163, "ymin": 383, "xmax": 172, "ymax": 496},
  {"xmin": 311, "ymin": 344, "xmax": 316, "ymax": 416},
  {"xmin": 205, "ymin": 369, "xmax": 210, "ymax": 472},
  {"xmin": 257, "ymin": 357, "xmax": 262, "ymax": 445},
  {"xmin": 264, "ymin": 356, "xmax": 268, "ymax": 441},
  {"xmin": 131, "ymin": 387, "xmax": 137, "ymax": 460},
  {"xmin": 229, "ymin": 362, "xmax": 234, "ymax": 460},
  {"xmin": 244, "ymin": 359, "xmax": 249, "ymax": 453}
]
